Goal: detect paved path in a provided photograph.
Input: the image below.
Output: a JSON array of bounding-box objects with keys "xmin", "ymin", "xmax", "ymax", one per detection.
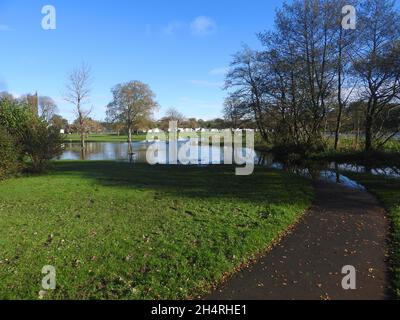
[{"xmin": 208, "ymin": 181, "xmax": 391, "ymax": 300}]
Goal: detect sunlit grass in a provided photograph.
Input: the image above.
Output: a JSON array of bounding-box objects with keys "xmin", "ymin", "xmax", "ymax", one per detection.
[
  {"xmin": 0, "ymin": 162, "xmax": 313, "ymax": 299},
  {"xmin": 64, "ymin": 134, "xmax": 146, "ymax": 143}
]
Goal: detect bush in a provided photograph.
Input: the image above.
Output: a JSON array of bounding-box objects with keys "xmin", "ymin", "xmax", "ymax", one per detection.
[
  {"xmin": 0, "ymin": 98, "xmax": 29, "ymax": 137},
  {"xmin": 22, "ymin": 116, "xmax": 63, "ymax": 172},
  {"xmin": 0, "ymin": 127, "xmax": 21, "ymax": 180},
  {"xmin": 272, "ymin": 141, "xmax": 326, "ymax": 159},
  {"xmin": 1, "ymin": 98, "xmax": 63, "ymax": 173}
]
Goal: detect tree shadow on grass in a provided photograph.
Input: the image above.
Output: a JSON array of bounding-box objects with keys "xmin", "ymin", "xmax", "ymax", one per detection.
[{"xmin": 52, "ymin": 161, "xmax": 312, "ymax": 207}]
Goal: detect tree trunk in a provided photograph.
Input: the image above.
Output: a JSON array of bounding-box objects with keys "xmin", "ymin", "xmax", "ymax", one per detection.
[
  {"xmin": 365, "ymin": 116, "xmax": 373, "ymax": 152},
  {"xmin": 78, "ymin": 110, "xmax": 85, "ymax": 150},
  {"xmin": 355, "ymin": 113, "xmax": 360, "ymax": 149},
  {"xmin": 128, "ymin": 127, "xmax": 133, "ymax": 154},
  {"xmin": 334, "ymin": 28, "xmax": 344, "ymax": 151},
  {"xmin": 334, "ymin": 106, "xmax": 343, "ymax": 151},
  {"xmin": 80, "ymin": 131, "xmax": 85, "ymax": 150}
]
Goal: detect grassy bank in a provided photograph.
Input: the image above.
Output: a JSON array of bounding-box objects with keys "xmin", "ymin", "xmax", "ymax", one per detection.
[
  {"xmin": 327, "ymin": 136, "xmax": 400, "ymax": 153},
  {"xmin": 311, "ymin": 151, "xmax": 400, "ymax": 168},
  {"xmin": 347, "ymin": 173, "xmax": 400, "ymax": 299},
  {"xmin": 0, "ymin": 162, "xmax": 313, "ymax": 299},
  {"xmin": 64, "ymin": 134, "xmax": 147, "ymax": 143},
  {"xmin": 64, "ymin": 133, "xmax": 230, "ymax": 144}
]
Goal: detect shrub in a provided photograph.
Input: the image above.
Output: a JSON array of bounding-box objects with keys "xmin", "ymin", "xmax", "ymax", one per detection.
[
  {"xmin": 0, "ymin": 126, "xmax": 21, "ymax": 180},
  {"xmin": 0, "ymin": 98, "xmax": 29, "ymax": 137},
  {"xmin": 1, "ymin": 98, "xmax": 63, "ymax": 173},
  {"xmin": 22, "ymin": 116, "xmax": 63, "ymax": 172}
]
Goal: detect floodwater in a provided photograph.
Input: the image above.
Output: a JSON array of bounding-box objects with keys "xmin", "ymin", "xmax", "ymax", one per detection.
[{"xmin": 58, "ymin": 141, "xmax": 399, "ymax": 190}]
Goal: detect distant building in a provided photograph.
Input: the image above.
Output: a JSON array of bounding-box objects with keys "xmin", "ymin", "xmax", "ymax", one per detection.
[
  {"xmin": 26, "ymin": 92, "xmax": 39, "ymax": 115},
  {"xmin": 148, "ymin": 129, "xmax": 162, "ymax": 134}
]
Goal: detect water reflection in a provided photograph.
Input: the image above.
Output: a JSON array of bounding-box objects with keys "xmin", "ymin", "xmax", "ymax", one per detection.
[
  {"xmin": 58, "ymin": 142, "xmax": 399, "ymax": 189},
  {"xmin": 59, "ymin": 141, "xmax": 255, "ymax": 165},
  {"xmin": 60, "ymin": 142, "xmax": 149, "ymax": 161}
]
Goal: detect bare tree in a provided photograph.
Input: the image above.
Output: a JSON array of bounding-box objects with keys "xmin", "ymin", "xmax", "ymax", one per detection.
[
  {"xmin": 223, "ymin": 95, "xmax": 250, "ymax": 129},
  {"xmin": 106, "ymin": 81, "xmax": 158, "ymax": 153},
  {"xmin": 222, "ymin": 0, "xmax": 400, "ymax": 152},
  {"xmin": 354, "ymin": 0, "xmax": 400, "ymax": 151},
  {"xmin": 64, "ymin": 63, "xmax": 92, "ymax": 149},
  {"xmin": 38, "ymin": 96, "xmax": 58, "ymax": 123},
  {"xmin": 159, "ymin": 107, "xmax": 186, "ymax": 130},
  {"xmin": 256, "ymin": 0, "xmax": 338, "ymax": 147},
  {"xmin": 330, "ymin": 0, "xmax": 358, "ymax": 150},
  {"xmin": 165, "ymin": 107, "xmax": 185, "ymax": 123},
  {"xmin": 225, "ymin": 46, "xmax": 270, "ymax": 141}
]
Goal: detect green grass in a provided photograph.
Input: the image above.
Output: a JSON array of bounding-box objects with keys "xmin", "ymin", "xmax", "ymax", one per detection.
[
  {"xmin": 0, "ymin": 162, "xmax": 313, "ymax": 300},
  {"xmin": 65, "ymin": 133, "xmax": 261, "ymax": 148},
  {"xmin": 64, "ymin": 134, "xmax": 147, "ymax": 143},
  {"xmin": 311, "ymin": 150, "xmax": 400, "ymax": 168},
  {"xmin": 325, "ymin": 136, "xmax": 400, "ymax": 153},
  {"xmin": 346, "ymin": 173, "xmax": 400, "ymax": 299}
]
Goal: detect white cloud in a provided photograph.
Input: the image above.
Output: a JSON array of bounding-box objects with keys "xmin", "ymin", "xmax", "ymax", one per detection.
[
  {"xmin": 190, "ymin": 16, "xmax": 217, "ymax": 35},
  {"xmin": 163, "ymin": 21, "xmax": 183, "ymax": 35},
  {"xmin": 209, "ymin": 67, "xmax": 229, "ymax": 76},
  {"xmin": 0, "ymin": 24, "xmax": 13, "ymax": 32},
  {"xmin": 189, "ymin": 80, "xmax": 223, "ymax": 88}
]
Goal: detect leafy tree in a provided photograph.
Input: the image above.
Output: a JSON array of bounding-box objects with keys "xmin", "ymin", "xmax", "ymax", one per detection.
[
  {"xmin": 21, "ymin": 115, "xmax": 63, "ymax": 172},
  {"xmin": 38, "ymin": 96, "xmax": 58, "ymax": 123},
  {"xmin": 106, "ymin": 81, "xmax": 158, "ymax": 151},
  {"xmin": 0, "ymin": 126, "xmax": 21, "ymax": 180},
  {"xmin": 50, "ymin": 114, "xmax": 69, "ymax": 131},
  {"xmin": 82, "ymin": 117, "xmax": 105, "ymax": 134},
  {"xmin": 0, "ymin": 96, "xmax": 63, "ymax": 172}
]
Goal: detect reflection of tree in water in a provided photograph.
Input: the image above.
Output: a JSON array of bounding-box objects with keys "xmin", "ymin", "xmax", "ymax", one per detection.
[
  {"xmin": 60, "ymin": 144, "xmax": 400, "ymax": 180},
  {"xmin": 81, "ymin": 143, "xmax": 105, "ymax": 160},
  {"xmin": 279, "ymin": 159, "xmax": 328, "ymax": 180},
  {"xmin": 256, "ymin": 153, "xmax": 274, "ymax": 166},
  {"xmin": 63, "ymin": 142, "xmax": 156, "ymax": 162}
]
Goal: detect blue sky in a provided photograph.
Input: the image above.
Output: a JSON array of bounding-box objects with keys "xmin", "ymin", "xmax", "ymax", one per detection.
[{"xmin": 0, "ymin": 0, "xmax": 284, "ymax": 121}]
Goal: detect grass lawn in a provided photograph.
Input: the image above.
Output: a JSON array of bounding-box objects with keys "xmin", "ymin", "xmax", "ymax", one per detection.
[
  {"xmin": 0, "ymin": 162, "xmax": 312, "ymax": 300},
  {"xmin": 63, "ymin": 133, "xmax": 243, "ymax": 144},
  {"xmin": 324, "ymin": 136, "xmax": 400, "ymax": 153},
  {"xmin": 347, "ymin": 173, "xmax": 400, "ymax": 299},
  {"xmin": 64, "ymin": 134, "xmax": 147, "ymax": 143}
]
